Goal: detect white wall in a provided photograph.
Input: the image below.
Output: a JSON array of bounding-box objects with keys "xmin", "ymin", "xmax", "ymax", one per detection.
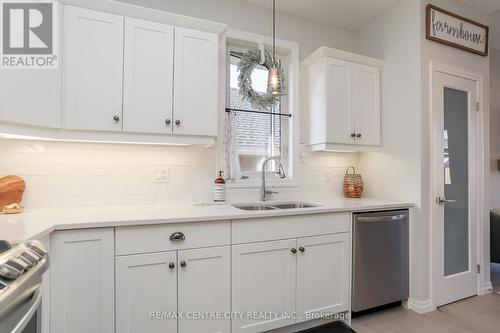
[
  {"xmin": 419, "ymin": 0, "xmax": 491, "ymax": 305},
  {"xmin": 354, "ymin": 0, "xmax": 424, "ymax": 308},
  {"xmin": 491, "ymin": 48, "xmax": 500, "ymax": 208},
  {"xmin": 492, "ymin": 11, "xmax": 500, "ymax": 50},
  {"xmin": 115, "ymin": 0, "xmax": 358, "ymax": 59},
  {"xmin": 355, "ymin": 0, "xmax": 492, "ymax": 309},
  {"xmin": 490, "ymin": 11, "xmax": 500, "ymax": 209}
]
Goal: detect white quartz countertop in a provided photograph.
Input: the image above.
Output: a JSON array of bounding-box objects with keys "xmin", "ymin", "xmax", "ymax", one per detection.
[{"xmin": 0, "ymin": 197, "xmax": 413, "ymax": 241}]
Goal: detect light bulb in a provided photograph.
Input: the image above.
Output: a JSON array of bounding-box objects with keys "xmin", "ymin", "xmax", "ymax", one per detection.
[{"xmin": 268, "ymin": 66, "xmax": 282, "ymax": 95}]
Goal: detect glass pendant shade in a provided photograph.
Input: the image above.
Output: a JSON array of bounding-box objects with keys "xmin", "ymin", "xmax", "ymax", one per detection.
[{"xmin": 268, "ymin": 66, "xmax": 282, "ymax": 95}]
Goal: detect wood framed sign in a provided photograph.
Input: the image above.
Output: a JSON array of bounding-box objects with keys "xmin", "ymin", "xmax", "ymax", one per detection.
[{"xmin": 426, "ymin": 5, "xmax": 489, "ymax": 56}]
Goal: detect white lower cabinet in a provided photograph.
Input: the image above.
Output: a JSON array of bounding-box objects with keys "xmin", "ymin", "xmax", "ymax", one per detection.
[
  {"xmin": 49, "ymin": 216, "xmax": 351, "ymax": 333},
  {"xmin": 50, "ymin": 228, "xmax": 115, "ymax": 333},
  {"xmin": 116, "ymin": 251, "xmax": 178, "ymax": 333},
  {"xmin": 178, "ymin": 246, "xmax": 231, "ymax": 333},
  {"xmin": 115, "ymin": 246, "xmax": 230, "ymax": 333},
  {"xmin": 232, "ymin": 239, "xmax": 298, "ymax": 333},
  {"xmin": 296, "ymin": 234, "xmax": 351, "ymax": 322},
  {"xmin": 232, "ymin": 233, "xmax": 351, "ymax": 333}
]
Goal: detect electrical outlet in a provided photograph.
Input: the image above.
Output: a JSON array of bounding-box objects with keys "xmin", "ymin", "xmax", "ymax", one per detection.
[
  {"xmin": 324, "ymin": 168, "xmax": 336, "ymax": 182},
  {"xmin": 154, "ymin": 168, "xmax": 169, "ymax": 183}
]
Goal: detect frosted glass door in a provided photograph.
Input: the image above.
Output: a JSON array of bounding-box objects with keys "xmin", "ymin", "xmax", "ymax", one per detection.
[
  {"xmin": 433, "ymin": 70, "xmax": 477, "ymax": 308},
  {"xmin": 443, "ymin": 87, "xmax": 469, "ymax": 277}
]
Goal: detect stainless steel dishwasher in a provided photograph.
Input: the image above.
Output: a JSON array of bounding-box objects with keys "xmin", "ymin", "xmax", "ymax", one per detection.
[{"xmin": 352, "ymin": 210, "xmax": 409, "ymax": 313}]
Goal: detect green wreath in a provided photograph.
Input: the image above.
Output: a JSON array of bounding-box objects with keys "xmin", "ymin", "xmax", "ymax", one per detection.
[{"xmin": 238, "ymin": 49, "xmax": 284, "ymax": 110}]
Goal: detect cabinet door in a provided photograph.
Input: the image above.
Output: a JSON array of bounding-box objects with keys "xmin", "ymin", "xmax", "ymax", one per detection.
[
  {"xmin": 50, "ymin": 228, "xmax": 114, "ymax": 333},
  {"xmin": 178, "ymin": 246, "xmax": 230, "ymax": 333},
  {"xmin": 173, "ymin": 27, "xmax": 218, "ymax": 136},
  {"xmin": 232, "ymin": 239, "xmax": 297, "ymax": 333},
  {"xmin": 325, "ymin": 57, "xmax": 355, "ymax": 144},
  {"xmin": 116, "ymin": 252, "xmax": 178, "ymax": 333},
  {"xmin": 63, "ymin": 6, "xmax": 124, "ymax": 131},
  {"xmin": 0, "ymin": 70, "xmax": 60, "ymax": 128},
  {"xmin": 123, "ymin": 18, "xmax": 174, "ymax": 134},
  {"xmin": 296, "ymin": 233, "xmax": 351, "ymax": 322},
  {"xmin": 354, "ymin": 64, "xmax": 381, "ymax": 146}
]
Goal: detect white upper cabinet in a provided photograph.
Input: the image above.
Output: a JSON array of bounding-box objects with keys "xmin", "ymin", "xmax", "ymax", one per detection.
[
  {"xmin": 325, "ymin": 58, "xmax": 355, "ymax": 144},
  {"xmin": 123, "ymin": 18, "xmax": 175, "ymax": 134},
  {"xmin": 173, "ymin": 27, "xmax": 218, "ymax": 136},
  {"xmin": 2, "ymin": 5, "xmax": 221, "ymax": 144},
  {"xmin": 0, "ymin": 70, "xmax": 61, "ymax": 128},
  {"xmin": 354, "ymin": 64, "xmax": 381, "ymax": 146},
  {"xmin": 63, "ymin": 6, "xmax": 124, "ymax": 131},
  {"xmin": 304, "ymin": 47, "xmax": 382, "ymax": 151}
]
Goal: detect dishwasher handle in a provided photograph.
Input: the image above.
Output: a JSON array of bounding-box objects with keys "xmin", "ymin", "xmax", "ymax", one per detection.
[{"xmin": 356, "ymin": 214, "xmax": 407, "ymax": 222}]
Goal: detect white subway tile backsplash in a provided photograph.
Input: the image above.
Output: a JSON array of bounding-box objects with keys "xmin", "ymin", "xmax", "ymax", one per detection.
[{"xmin": 0, "ymin": 139, "xmax": 358, "ymax": 208}]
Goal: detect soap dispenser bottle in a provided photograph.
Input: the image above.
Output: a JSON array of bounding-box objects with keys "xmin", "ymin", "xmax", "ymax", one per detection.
[{"xmin": 214, "ymin": 171, "xmax": 226, "ymax": 202}]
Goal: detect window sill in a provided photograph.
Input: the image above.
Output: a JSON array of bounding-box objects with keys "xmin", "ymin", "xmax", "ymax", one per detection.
[{"xmin": 225, "ymin": 180, "xmax": 299, "ymax": 189}]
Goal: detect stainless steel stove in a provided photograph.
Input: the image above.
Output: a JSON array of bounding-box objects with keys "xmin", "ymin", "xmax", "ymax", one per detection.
[{"xmin": 0, "ymin": 240, "xmax": 49, "ymax": 333}]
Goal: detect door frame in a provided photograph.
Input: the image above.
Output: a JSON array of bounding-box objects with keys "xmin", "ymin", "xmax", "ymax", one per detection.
[{"xmin": 429, "ymin": 61, "xmax": 486, "ymax": 308}]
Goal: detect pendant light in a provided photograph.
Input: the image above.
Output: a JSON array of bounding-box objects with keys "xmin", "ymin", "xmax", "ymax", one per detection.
[{"xmin": 268, "ymin": 0, "xmax": 282, "ymax": 96}]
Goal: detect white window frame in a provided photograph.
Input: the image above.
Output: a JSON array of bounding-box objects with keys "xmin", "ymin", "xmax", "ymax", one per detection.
[
  {"xmin": 227, "ymin": 46, "xmax": 289, "ymax": 178},
  {"xmin": 217, "ymin": 29, "xmax": 300, "ymax": 188}
]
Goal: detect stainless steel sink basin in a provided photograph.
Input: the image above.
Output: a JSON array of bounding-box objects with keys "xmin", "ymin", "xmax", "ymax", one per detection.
[
  {"xmin": 233, "ymin": 205, "xmax": 278, "ymax": 211},
  {"xmin": 272, "ymin": 202, "xmax": 318, "ymax": 209},
  {"xmin": 233, "ymin": 202, "xmax": 319, "ymax": 211}
]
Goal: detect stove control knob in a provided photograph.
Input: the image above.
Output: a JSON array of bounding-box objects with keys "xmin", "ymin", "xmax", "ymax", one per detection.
[
  {"xmin": 0, "ymin": 263, "xmax": 22, "ymax": 279},
  {"xmin": 7, "ymin": 259, "xmax": 28, "ymax": 271},
  {"xmin": 27, "ymin": 243, "xmax": 47, "ymax": 258},
  {"xmin": 19, "ymin": 252, "xmax": 38, "ymax": 266}
]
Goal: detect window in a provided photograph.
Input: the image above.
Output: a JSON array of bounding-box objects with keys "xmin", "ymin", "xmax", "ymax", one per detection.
[{"xmin": 227, "ymin": 49, "xmax": 290, "ymax": 178}]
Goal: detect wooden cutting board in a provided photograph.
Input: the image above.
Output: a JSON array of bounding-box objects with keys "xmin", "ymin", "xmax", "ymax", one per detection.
[{"xmin": 0, "ymin": 176, "xmax": 26, "ymax": 208}]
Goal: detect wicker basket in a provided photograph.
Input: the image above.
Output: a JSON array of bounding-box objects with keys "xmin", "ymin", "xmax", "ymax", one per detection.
[{"xmin": 343, "ymin": 166, "xmax": 364, "ymax": 198}]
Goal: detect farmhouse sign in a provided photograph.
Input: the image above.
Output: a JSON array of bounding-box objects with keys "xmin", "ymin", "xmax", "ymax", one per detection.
[{"xmin": 426, "ymin": 5, "xmax": 489, "ymax": 56}]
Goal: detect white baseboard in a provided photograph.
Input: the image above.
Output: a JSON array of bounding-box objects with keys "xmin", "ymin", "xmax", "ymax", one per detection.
[
  {"xmin": 484, "ymin": 281, "xmax": 493, "ymax": 294},
  {"xmin": 407, "ymin": 298, "xmax": 435, "ymax": 314}
]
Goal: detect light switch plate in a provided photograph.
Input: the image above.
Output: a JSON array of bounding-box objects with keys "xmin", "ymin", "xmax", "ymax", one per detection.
[{"xmin": 154, "ymin": 168, "xmax": 169, "ymax": 183}]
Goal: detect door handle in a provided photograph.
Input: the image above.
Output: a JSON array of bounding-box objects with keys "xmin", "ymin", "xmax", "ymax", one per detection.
[
  {"xmin": 357, "ymin": 214, "xmax": 407, "ymax": 222},
  {"xmin": 437, "ymin": 197, "xmax": 457, "ymax": 205}
]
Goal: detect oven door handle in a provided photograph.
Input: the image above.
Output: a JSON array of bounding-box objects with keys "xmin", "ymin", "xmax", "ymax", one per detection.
[{"xmin": 11, "ymin": 284, "xmax": 42, "ymax": 333}]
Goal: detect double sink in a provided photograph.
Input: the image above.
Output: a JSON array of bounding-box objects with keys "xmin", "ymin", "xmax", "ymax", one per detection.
[{"xmin": 233, "ymin": 202, "xmax": 320, "ymax": 211}]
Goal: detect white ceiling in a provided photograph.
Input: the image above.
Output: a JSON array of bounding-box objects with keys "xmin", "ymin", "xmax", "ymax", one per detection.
[{"xmin": 236, "ymin": 0, "xmax": 401, "ymax": 30}]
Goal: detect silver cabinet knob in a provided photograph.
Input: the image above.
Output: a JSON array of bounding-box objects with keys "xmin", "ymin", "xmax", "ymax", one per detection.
[
  {"xmin": 291, "ymin": 248, "xmax": 297, "ymax": 254},
  {"xmin": 299, "ymin": 247, "xmax": 305, "ymax": 253},
  {"xmin": 175, "ymin": 120, "xmax": 181, "ymax": 126},
  {"xmin": 180, "ymin": 260, "xmax": 187, "ymax": 268},
  {"xmin": 165, "ymin": 119, "xmax": 171, "ymax": 125},
  {"xmin": 169, "ymin": 262, "xmax": 175, "ymax": 269},
  {"xmin": 113, "ymin": 116, "xmax": 120, "ymax": 122}
]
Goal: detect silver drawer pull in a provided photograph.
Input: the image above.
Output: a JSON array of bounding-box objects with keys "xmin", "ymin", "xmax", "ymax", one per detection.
[
  {"xmin": 169, "ymin": 232, "xmax": 185, "ymax": 241},
  {"xmin": 357, "ymin": 214, "xmax": 407, "ymax": 222}
]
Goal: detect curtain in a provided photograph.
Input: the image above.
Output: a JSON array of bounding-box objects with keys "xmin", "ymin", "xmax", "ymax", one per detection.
[{"xmin": 224, "ymin": 111, "xmax": 242, "ymax": 180}]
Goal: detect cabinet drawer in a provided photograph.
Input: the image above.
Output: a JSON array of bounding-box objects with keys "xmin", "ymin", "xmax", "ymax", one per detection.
[
  {"xmin": 232, "ymin": 213, "xmax": 350, "ymax": 244},
  {"xmin": 115, "ymin": 221, "xmax": 230, "ymax": 255}
]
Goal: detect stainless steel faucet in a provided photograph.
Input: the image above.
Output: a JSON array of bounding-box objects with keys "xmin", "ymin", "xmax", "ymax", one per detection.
[{"xmin": 260, "ymin": 156, "xmax": 286, "ymax": 201}]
